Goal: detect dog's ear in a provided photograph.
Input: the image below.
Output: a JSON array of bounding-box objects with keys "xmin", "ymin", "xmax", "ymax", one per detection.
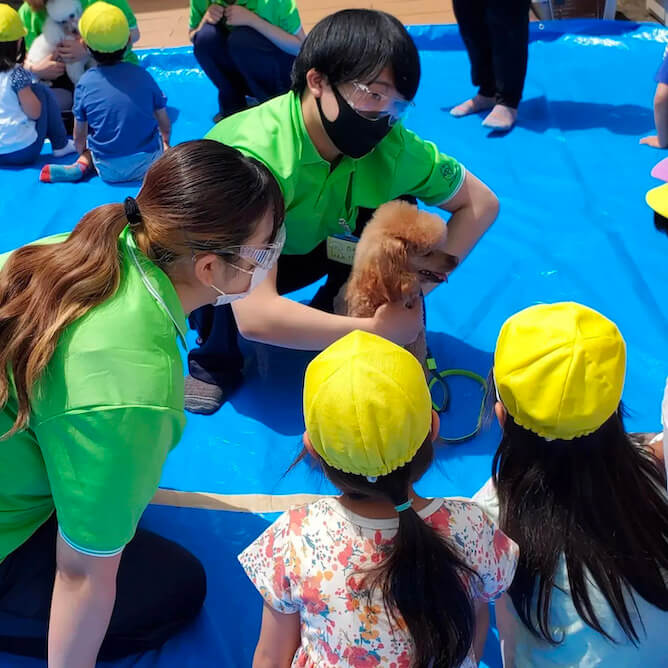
[{"xmin": 359, "ymin": 236, "xmax": 419, "ymax": 303}]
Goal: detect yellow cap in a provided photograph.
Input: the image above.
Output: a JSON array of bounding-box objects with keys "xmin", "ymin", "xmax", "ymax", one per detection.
[
  {"xmin": 0, "ymin": 5, "xmax": 27, "ymax": 42},
  {"xmin": 494, "ymin": 302, "xmax": 626, "ymax": 441},
  {"xmin": 646, "ymin": 182, "xmax": 668, "ymax": 218},
  {"xmin": 303, "ymin": 330, "xmax": 432, "ymax": 477},
  {"xmin": 79, "ymin": 2, "xmax": 129, "ymax": 53}
]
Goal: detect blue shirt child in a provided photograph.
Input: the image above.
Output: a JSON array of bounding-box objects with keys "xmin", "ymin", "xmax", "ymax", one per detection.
[{"xmin": 73, "ymin": 62, "xmax": 166, "ymax": 161}]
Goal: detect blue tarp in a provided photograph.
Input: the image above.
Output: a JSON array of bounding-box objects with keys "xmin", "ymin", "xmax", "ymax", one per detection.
[{"xmin": 1, "ymin": 18, "xmax": 667, "ymax": 667}]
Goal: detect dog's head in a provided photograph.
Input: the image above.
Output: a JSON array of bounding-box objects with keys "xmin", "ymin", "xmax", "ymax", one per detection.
[
  {"xmin": 351, "ymin": 200, "xmax": 458, "ymax": 304},
  {"xmin": 46, "ymin": 0, "xmax": 83, "ymax": 35}
]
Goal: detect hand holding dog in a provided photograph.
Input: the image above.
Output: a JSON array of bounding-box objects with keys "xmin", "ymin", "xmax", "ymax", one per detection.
[
  {"xmin": 57, "ymin": 38, "xmax": 88, "ymax": 64},
  {"xmin": 372, "ymin": 299, "xmax": 423, "ymax": 346},
  {"xmin": 29, "ymin": 54, "xmax": 66, "ymax": 80}
]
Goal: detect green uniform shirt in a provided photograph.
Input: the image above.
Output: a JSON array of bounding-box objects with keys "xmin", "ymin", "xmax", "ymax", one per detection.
[
  {"xmin": 189, "ymin": 0, "xmax": 301, "ymax": 35},
  {"xmin": 19, "ymin": 0, "xmax": 139, "ymax": 65},
  {"xmin": 0, "ymin": 227, "xmax": 186, "ymax": 561},
  {"xmin": 205, "ymin": 91, "xmax": 465, "ymax": 256}
]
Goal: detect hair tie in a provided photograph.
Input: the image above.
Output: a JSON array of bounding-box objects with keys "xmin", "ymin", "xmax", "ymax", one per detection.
[
  {"xmin": 124, "ymin": 196, "xmax": 142, "ymax": 228},
  {"xmin": 394, "ymin": 499, "xmax": 413, "ymax": 513}
]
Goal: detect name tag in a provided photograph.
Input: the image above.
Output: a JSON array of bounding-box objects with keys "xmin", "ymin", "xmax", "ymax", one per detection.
[{"xmin": 326, "ymin": 234, "xmax": 358, "ymax": 265}]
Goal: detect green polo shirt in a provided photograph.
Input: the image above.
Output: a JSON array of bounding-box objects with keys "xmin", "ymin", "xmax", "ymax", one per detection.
[
  {"xmin": 0, "ymin": 227, "xmax": 186, "ymax": 561},
  {"xmin": 189, "ymin": 0, "xmax": 301, "ymax": 33},
  {"xmin": 205, "ymin": 91, "xmax": 465, "ymax": 256},
  {"xmin": 19, "ymin": 0, "xmax": 139, "ymax": 65}
]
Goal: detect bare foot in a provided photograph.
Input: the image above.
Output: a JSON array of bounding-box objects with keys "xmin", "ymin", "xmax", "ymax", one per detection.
[
  {"xmin": 450, "ymin": 94, "xmax": 495, "ymax": 117},
  {"xmin": 482, "ymin": 104, "xmax": 518, "ymax": 131}
]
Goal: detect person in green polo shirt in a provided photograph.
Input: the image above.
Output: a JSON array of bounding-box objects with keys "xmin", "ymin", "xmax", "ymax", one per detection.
[
  {"xmin": 185, "ymin": 9, "xmax": 499, "ymax": 415},
  {"xmin": 189, "ymin": 0, "xmax": 305, "ymax": 123},
  {"xmin": 0, "ymin": 140, "xmax": 286, "ymax": 666},
  {"xmin": 20, "ymin": 0, "xmax": 139, "ymax": 114}
]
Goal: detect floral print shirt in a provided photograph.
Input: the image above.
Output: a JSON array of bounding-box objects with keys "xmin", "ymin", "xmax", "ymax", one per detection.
[{"xmin": 239, "ymin": 497, "xmax": 518, "ymax": 667}]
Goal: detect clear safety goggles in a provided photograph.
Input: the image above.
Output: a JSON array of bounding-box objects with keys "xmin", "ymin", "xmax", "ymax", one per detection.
[
  {"xmin": 341, "ymin": 81, "xmax": 414, "ymax": 124},
  {"xmin": 217, "ymin": 224, "xmax": 285, "ymax": 273}
]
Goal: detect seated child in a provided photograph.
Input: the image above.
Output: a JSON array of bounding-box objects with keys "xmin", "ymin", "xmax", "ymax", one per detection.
[
  {"xmin": 475, "ymin": 302, "xmax": 668, "ymax": 667},
  {"xmin": 239, "ymin": 330, "xmax": 518, "ymax": 667},
  {"xmin": 41, "ymin": 1, "xmax": 169, "ymax": 183},
  {"xmin": 189, "ymin": 0, "xmax": 305, "ymax": 123},
  {"xmin": 640, "ymin": 48, "xmax": 668, "ymax": 149},
  {"xmin": 0, "ymin": 4, "xmax": 74, "ymax": 166}
]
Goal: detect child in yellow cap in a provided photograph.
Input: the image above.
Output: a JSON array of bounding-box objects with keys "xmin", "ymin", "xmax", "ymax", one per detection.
[
  {"xmin": 239, "ymin": 330, "xmax": 518, "ymax": 668},
  {"xmin": 0, "ymin": 4, "xmax": 74, "ymax": 165},
  {"xmin": 474, "ymin": 302, "xmax": 668, "ymax": 667},
  {"xmin": 40, "ymin": 2, "xmax": 170, "ymax": 183}
]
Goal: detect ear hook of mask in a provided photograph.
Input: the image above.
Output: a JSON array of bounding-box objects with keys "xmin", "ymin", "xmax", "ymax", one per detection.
[{"xmin": 124, "ymin": 196, "xmax": 142, "ymax": 228}]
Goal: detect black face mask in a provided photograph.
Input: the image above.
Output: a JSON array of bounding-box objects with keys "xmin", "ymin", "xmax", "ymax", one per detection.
[{"xmin": 316, "ymin": 85, "xmax": 393, "ymax": 159}]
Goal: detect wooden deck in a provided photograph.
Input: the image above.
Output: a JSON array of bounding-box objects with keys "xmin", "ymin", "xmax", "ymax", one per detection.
[{"xmin": 132, "ymin": 0, "xmax": 456, "ymax": 49}]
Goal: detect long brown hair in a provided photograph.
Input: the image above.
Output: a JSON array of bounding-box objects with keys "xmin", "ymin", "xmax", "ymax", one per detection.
[
  {"xmin": 0, "ymin": 140, "xmax": 284, "ymax": 438},
  {"xmin": 493, "ymin": 409, "xmax": 668, "ymax": 645}
]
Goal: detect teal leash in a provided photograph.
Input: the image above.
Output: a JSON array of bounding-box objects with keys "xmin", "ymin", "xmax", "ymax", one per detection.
[{"xmin": 426, "ymin": 351, "xmax": 488, "ymax": 444}]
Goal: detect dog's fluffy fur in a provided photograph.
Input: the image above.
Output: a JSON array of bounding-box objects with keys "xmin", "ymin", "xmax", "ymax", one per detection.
[
  {"xmin": 27, "ymin": 0, "xmax": 92, "ymax": 85},
  {"xmin": 336, "ymin": 200, "xmax": 458, "ymax": 370}
]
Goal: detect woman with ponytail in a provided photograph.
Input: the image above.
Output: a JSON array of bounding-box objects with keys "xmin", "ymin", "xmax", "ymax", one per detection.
[
  {"xmin": 239, "ymin": 330, "xmax": 518, "ymax": 667},
  {"xmin": 0, "ymin": 139, "xmax": 285, "ymax": 667},
  {"xmin": 475, "ymin": 302, "xmax": 668, "ymax": 666}
]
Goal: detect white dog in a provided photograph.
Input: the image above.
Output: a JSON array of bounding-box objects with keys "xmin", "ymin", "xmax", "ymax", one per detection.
[{"xmin": 27, "ymin": 0, "xmax": 92, "ymax": 85}]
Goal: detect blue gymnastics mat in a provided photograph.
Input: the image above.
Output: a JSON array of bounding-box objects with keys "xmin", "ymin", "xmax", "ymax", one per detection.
[{"xmin": 1, "ymin": 18, "xmax": 667, "ymax": 667}]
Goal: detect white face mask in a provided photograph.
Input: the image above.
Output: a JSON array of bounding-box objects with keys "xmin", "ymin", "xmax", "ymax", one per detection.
[
  {"xmin": 207, "ymin": 225, "xmax": 285, "ymax": 306},
  {"xmin": 211, "ymin": 265, "xmax": 270, "ymax": 306}
]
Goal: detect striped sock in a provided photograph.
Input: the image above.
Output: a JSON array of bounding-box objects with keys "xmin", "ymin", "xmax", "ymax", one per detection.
[{"xmin": 40, "ymin": 159, "xmax": 89, "ymax": 183}]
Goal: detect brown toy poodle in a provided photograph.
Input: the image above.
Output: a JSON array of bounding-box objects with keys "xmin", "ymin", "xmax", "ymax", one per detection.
[{"xmin": 335, "ymin": 200, "xmax": 458, "ymax": 370}]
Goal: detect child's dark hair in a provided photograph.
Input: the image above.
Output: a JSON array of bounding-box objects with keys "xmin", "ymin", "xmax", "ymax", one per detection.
[
  {"xmin": 89, "ymin": 43, "xmax": 127, "ymax": 66},
  {"xmin": 0, "ymin": 39, "xmax": 25, "ymax": 73},
  {"xmin": 493, "ymin": 408, "xmax": 668, "ymax": 645},
  {"xmin": 294, "ymin": 438, "xmax": 478, "ymax": 668},
  {"xmin": 291, "ymin": 9, "xmax": 420, "ymax": 102},
  {"xmin": 654, "ymin": 210, "xmax": 668, "ymax": 235}
]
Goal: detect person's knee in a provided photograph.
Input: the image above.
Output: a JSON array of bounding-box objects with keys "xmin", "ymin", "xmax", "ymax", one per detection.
[
  {"xmin": 185, "ymin": 554, "xmax": 207, "ymax": 617},
  {"xmin": 193, "ymin": 23, "xmax": 221, "ymax": 60},
  {"xmin": 171, "ymin": 544, "xmax": 207, "ymax": 620},
  {"xmin": 227, "ymin": 26, "xmax": 265, "ymax": 61}
]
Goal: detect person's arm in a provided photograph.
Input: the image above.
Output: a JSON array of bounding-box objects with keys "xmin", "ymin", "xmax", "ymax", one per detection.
[
  {"xmin": 417, "ymin": 171, "xmax": 498, "ymax": 296},
  {"xmin": 24, "ymin": 54, "xmax": 66, "ymax": 80},
  {"xmin": 224, "ymin": 6, "xmax": 305, "ymax": 55},
  {"xmin": 13, "ymin": 66, "xmax": 41, "ymax": 118},
  {"xmin": 232, "ymin": 264, "xmax": 422, "ymax": 349},
  {"xmin": 252, "ymin": 603, "xmax": 300, "ymax": 668},
  {"xmin": 437, "ymin": 171, "xmax": 499, "ymax": 264},
  {"xmin": 473, "ymin": 601, "xmax": 490, "ymax": 665},
  {"xmin": 49, "ymin": 534, "xmax": 122, "ymax": 668},
  {"xmin": 189, "ymin": 3, "xmax": 225, "ymax": 40},
  {"xmin": 494, "ymin": 594, "xmax": 518, "ymax": 668},
  {"xmin": 33, "ymin": 403, "xmax": 183, "ymax": 666},
  {"xmin": 154, "ymin": 107, "xmax": 171, "ymax": 149},
  {"xmin": 640, "ymin": 83, "xmax": 668, "ymax": 148},
  {"xmin": 73, "ymin": 119, "xmax": 88, "ymax": 155},
  {"xmin": 17, "ymin": 86, "xmax": 41, "ymax": 119}
]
